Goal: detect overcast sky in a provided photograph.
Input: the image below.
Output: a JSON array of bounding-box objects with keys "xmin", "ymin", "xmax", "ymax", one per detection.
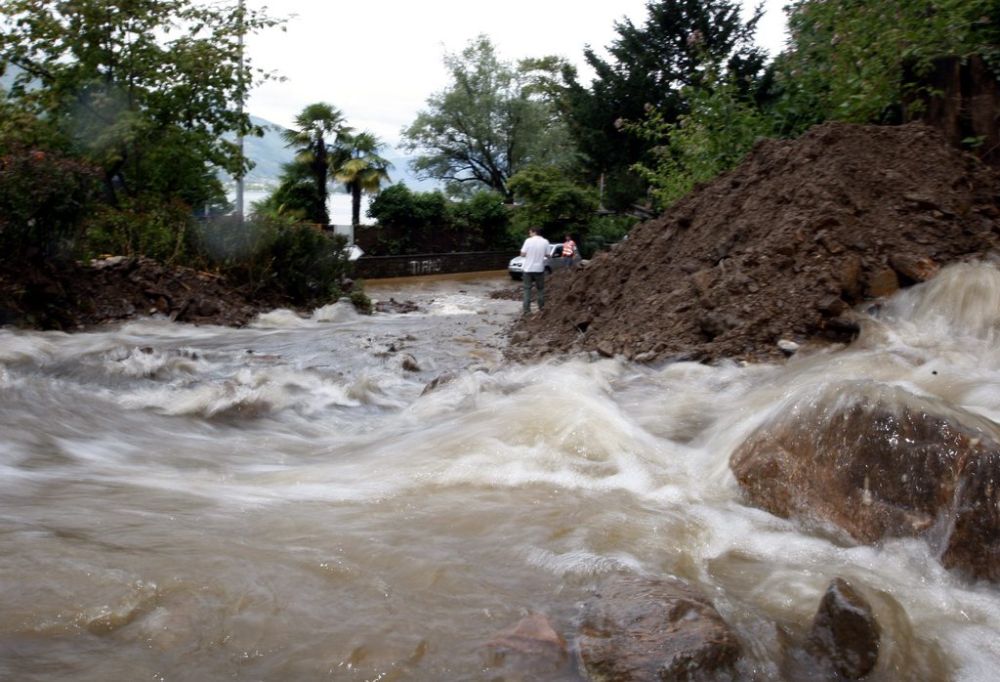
[{"xmin": 243, "ymin": 0, "xmax": 789, "ymax": 147}]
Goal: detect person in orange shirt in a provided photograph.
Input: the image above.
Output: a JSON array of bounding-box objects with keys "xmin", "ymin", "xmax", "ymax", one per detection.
[{"xmin": 562, "ymin": 234, "xmax": 579, "ymax": 264}]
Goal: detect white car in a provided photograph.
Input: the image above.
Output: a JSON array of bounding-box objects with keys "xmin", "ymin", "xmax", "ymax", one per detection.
[{"xmin": 508, "ymin": 244, "xmax": 573, "ymax": 280}]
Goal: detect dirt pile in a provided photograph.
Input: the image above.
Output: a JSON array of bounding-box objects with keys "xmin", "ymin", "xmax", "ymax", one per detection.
[
  {"xmin": 507, "ymin": 122, "xmax": 1000, "ymax": 364},
  {"xmin": 0, "ymin": 256, "xmax": 262, "ymax": 330}
]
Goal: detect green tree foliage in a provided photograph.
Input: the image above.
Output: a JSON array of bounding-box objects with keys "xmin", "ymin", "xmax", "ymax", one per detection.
[
  {"xmin": 366, "ymin": 184, "xmax": 450, "ymax": 252},
  {"xmin": 255, "ymin": 159, "xmax": 319, "ymax": 222},
  {"xmin": 334, "ymin": 131, "xmax": 393, "ymax": 227},
  {"xmin": 507, "ymin": 165, "xmax": 598, "ymax": 239},
  {"xmin": 81, "ymin": 197, "xmax": 193, "ymax": 264},
  {"xmin": 191, "ymin": 216, "xmax": 351, "ymax": 307},
  {"xmin": 773, "ymin": 0, "xmax": 1000, "ymax": 130},
  {"xmin": 586, "ymin": 214, "xmax": 639, "ymax": 255},
  {"xmin": 280, "ymin": 102, "xmax": 351, "ymax": 224},
  {"xmin": 0, "ymin": 145, "xmax": 99, "ymax": 263},
  {"xmin": 266, "ymin": 225, "xmax": 350, "ymax": 304},
  {"xmin": 561, "ymin": 0, "xmax": 766, "ymax": 208},
  {"xmin": 627, "ymin": 66, "xmax": 773, "ymax": 208},
  {"xmin": 402, "ymin": 35, "xmax": 575, "ymax": 200},
  {"xmin": 364, "ymin": 185, "xmax": 511, "ymax": 253},
  {"xmin": 0, "ymin": 0, "xmax": 280, "ymax": 207},
  {"xmin": 449, "ymin": 190, "xmax": 511, "ymax": 250}
]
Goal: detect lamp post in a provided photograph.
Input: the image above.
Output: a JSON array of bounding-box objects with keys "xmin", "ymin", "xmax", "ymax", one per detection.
[{"xmin": 235, "ymin": 0, "xmax": 245, "ymax": 226}]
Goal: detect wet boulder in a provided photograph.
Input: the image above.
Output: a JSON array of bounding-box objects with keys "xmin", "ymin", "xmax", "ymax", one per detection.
[
  {"xmin": 578, "ymin": 573, "xmax": 742, "ymax": 681},
  {"xmin": 730, "ymin": 383, "xmax": 1000, "ymax": 581},
  {"xmin": 807, "ymin": 578, "xmax": 881, "ymax": 679}
]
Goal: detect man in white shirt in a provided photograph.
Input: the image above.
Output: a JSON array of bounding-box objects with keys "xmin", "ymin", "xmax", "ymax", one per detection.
[{"xmin": 520, "ymin": 227, "xmax": 550, "ymax": 314}]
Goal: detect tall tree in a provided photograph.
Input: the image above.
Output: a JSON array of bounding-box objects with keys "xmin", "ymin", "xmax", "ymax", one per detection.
[
  {"xmin": 774, "ymin": 0, "xmax": 1000, "ymax": 131},
  {"xmin": 0, "ymin": 0, "xmax": 280, "ymax": 206},
  {"xmin": 561, "ymin": 0, "xmax": 766, "ymax": 208},
  {"xmin": 402, "ymin": 35, "xmax": 575, "ymax": 200},
  {"xmin": 334, "ymin": 131, "xmax": 392, "ymax": 227},
  {"xmin": 280, "ymin": 102, "xmax": 351, "ymax": 224}
]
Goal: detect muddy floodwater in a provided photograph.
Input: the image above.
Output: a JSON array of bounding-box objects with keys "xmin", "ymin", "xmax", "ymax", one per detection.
[{"xmin": 2, "ymin": 270, "xmax": 999, "ymax": 681}]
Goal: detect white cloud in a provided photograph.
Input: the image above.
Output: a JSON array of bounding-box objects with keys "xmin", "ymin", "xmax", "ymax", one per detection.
[{"xmin": 243, "ymin": 0, "xmax": 788, "ymax": 145}]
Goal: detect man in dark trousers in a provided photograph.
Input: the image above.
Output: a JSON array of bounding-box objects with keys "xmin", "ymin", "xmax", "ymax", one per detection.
[{"xmin": 520, "ymin": 227, "xmax": 550, "ymax": 314}]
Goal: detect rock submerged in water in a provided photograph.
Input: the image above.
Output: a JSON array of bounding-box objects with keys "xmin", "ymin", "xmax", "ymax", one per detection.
[
  {"xmin": 578, "ymin": 573, "xmax": 742, "ymax": 681},
  {"xmin": 482, "ymin": 612, "xmax": 569, "ymax": 677},
  {"xmin": 807, "ymin": 578, "xmax": 881, "ymax": 679},
  {"xmin": 730, "ymin": 383, "xmax": 1000, "ymax": 581}
]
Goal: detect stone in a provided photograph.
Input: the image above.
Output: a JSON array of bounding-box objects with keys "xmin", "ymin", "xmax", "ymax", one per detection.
[
  {"xmin": 483, "ymin": 612, "xmax": 567, "ymax": 670},
  {"xmin": 807, "ymin": 578, "xmax": 881, "ymax": 679},
  {"xmin": 421, "ymin": 371, "xmax": 457, "ymax": 395},
  {"xmin": 730, "ymin": 383, "xmax": 1000, "ymax": 581},
  {"xmin": 578, "ymin": 574, "xmax": 742, "ymax": 681},
  {"xmin": 777, "ymin": 339, "xmax": 800, "ymax": 355},
  {"xmin": 596, "ymin": 342, "xmax": 616, "ymax": 358},
  {"xmin": 864, "ymin": 268, "xmax": 899, "ymax": 298},
  {"xmin": 838, "ymin": 253, "xmax": 864, "ymax": 300},
  {"xmin": 888, "ymin": 254, "xmax": 940, "ymax": 284}
]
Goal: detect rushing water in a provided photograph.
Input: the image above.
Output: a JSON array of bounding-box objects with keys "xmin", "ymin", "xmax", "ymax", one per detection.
[{"xmin": 2, "ymin": 268, "xmax": 999, "ymax": 681}]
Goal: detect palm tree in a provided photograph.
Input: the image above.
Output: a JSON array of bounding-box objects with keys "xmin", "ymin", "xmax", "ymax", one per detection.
[
  {"xmin": 281, "ymin": 102, "xmax": 351, "ymax": 224},
  {"xmin": 334, "ymin": 131, "xmax": 393, "ymax": 227}
]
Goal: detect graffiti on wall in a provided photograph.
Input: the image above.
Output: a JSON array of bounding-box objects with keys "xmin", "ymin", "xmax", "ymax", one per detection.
[{"xmin": 408, "ymin": 259, "xmax": 443, "ymax": 275}]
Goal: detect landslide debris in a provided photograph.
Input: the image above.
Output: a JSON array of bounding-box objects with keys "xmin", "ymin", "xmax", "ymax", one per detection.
[
  {"xmin": 507, "ymin": 122, "xmax": 1000, "ymax": 364},
  {"xmin": 0, "ymin": 256, "xmax": 261, "ymax": 330}
]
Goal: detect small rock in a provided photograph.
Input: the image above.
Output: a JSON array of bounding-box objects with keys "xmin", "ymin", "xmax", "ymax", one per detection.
[
  {"xmin": 421, "ymin": 371, "xmax": 457, "ymax": 395},
  {"xmin": 778, "ymin": 339, "xmax": 800, "ymax": 355},
  {"xmin": 483, "ymin": 612, "xmax": 567, "ymax": 671},
  {"xmin": 400, "ymin": 354, "xmax": 421, "ymax": 372},
  {"xmin": 807, "ymin": 578, "xmax": 881, "ymax": 679},
  {"xmin": 864, "ymin": 268, "xmax": 899, "ymax": 298},
  {"xmin": 579, "ymin": 574, "xmax": 742, "ymax": 682}
]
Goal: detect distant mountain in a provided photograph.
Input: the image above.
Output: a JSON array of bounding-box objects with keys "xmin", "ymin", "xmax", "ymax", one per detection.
[{"xmin": 0, "ymin": 74, "xmax": 436, "ymax": 196}]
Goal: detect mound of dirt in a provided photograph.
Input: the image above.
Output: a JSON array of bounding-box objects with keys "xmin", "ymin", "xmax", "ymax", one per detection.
[
  {"xmin": 507, "ymin": 122, "xmax": 1000, "ymax": 364},
  {"xmin": 0, "ymin": 256, "xmax": 262, "ymax": 330}
]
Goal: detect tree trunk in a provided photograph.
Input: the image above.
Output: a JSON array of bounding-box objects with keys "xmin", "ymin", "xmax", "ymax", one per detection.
[
  {"xmin": 907, "ymin": 54, "xmax": 1000, "ymax": 169},
  {"xmin": 351, "ymin": 183, "xmax": 362, "ymax": 226}
]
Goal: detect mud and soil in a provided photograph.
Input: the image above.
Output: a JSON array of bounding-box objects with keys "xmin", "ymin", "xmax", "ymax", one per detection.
[{"xmin": 507, "ymin": 122, "xmax": 1000, "ymax": 364}]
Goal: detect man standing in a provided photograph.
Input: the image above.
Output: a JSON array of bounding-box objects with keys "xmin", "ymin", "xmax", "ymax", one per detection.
[{"xmin": 520, "ymin": 227, "xmax": 550, "ymax": 314}]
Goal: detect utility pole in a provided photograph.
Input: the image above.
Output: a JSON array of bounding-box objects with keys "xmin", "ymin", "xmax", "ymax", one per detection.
[{"xmin": 235, "ymin": 0, "xmax": 245, "ymax": 226}]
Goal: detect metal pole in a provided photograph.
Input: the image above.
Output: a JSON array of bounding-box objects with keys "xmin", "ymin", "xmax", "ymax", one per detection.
[{"xmin": 235, "ymin": 0, "xmax": 245, "ymax": 226}]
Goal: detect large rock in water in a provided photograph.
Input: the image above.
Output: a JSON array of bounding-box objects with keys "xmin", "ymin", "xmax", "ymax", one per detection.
[
  {"xmin": 730, "ymin": 383, "xmax": 1000, "ymax": 580},
  {"xmin": 578, "ymin": 574, "xmax": 741, "ymax": 681}
]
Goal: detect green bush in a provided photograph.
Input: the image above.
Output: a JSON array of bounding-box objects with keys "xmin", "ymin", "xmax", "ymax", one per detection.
[
  {"xmin": 80, "ymin": 196, "xmax": 194, "ymax": 264},
  {"xmin": 259, "ymin": 224, "xmax": 350, "ymax": 306},
  {"xmin": 449, "ymin": 190, "xmax": 511, "ymax": 250},
  {"xmin": 0, "ymin": 145, "xmax": 99, "ymax": 263},
  {"xmin": 773, "ymin": 0, "xmax": 1000, "ymax": 131},
  {"xmin": 584, "ymin": 214, "xmax": 639, "ymax": 256},
  {"xmin": 507, "ymin": 165, "xmax": 598, "ymax": 240},
  {"xmin": 627, "ymin": 70, "xmax": 773, "ymax": 209},
  {"xmin": 349, "ymin": 289, "xmax": 373, "ymax": 315}
]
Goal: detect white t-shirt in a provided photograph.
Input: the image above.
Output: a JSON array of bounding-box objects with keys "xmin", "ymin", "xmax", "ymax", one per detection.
[{"xmin": 520, "ymin": 235, "xmax": 550, "ymax": 273}]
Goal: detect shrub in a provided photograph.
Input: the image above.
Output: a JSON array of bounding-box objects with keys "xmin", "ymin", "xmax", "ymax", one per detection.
[
  {"xmin": 449, "ymin": 190, "xmax": 511, "ymax": 250},
  {"xmin": 262, "ymin": 224, "xmax": 350, "ymax": 306},
  {"xmin": 507, "ymin": 165, "xmax": 598, "ymax": 240},
  {"xmin": 349, "ymin": 289, "xmax": 373, "ymax": 315},
  {"xmin": 0, "ymin": 145, "xmax": 99, "ymax": 263},
  {"xmin": 80, "ymin": 196, "xmax": 194, "ymax": 264}
]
